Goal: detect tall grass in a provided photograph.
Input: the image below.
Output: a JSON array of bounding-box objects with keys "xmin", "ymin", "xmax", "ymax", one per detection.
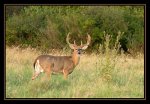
[{"xmin": 6, "ymin": 42, "xmax": 144, "ymax": 98}]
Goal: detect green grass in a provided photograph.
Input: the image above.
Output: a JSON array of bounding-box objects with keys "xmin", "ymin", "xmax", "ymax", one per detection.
[{"xmin": 6, "ymin": 47, "xmax": 144, "ymax": 98}]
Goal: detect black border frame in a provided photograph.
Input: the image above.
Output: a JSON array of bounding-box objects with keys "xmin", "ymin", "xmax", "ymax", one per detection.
[{"xmin": 2, "ymin": 2, "xmax": 148, "ymax": 104}]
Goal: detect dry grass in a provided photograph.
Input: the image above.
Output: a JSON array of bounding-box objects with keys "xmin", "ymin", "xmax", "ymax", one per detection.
[{"xmin": 6, "ymin": 46, "xmax": 144, "ymax": 98}]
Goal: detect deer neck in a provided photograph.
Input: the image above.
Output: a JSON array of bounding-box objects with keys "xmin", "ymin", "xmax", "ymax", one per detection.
[{"xmin": 71, "ymin": 52, "xmax": 80, "ymax": 66}]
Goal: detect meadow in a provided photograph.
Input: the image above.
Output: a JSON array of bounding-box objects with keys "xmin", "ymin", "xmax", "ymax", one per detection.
[{"xmin": 6, "ymin": 46, "xmax": 144, "ymax": 98}]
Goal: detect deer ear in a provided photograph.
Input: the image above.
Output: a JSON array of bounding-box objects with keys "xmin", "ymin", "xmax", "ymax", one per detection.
[{"xmin": 81, "ymin": 45, "xmax": 88, "ymax": 50}]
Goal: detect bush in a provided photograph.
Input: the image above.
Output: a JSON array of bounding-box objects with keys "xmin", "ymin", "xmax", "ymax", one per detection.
[{"xmin": 6, "ymin": 6, "xmax": 144, "ymax": 53}]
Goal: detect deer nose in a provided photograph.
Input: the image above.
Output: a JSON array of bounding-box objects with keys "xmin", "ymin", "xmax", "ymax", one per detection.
[{"xmin": 77, "ymin": 49, "xmax": 82, "ymax": 54}]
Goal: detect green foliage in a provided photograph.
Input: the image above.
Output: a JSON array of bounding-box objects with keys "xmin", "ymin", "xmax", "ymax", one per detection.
[
  {"xmin": 6, "ymin": 6, "xmax": 144, "ymax": 53},
  {"xmin": 123, "ymin": 6, "xmax": 144, "ymax": 50},
  {"xmin": 96, "ymin": 31, "xmax": 122, "ymax": 82}
]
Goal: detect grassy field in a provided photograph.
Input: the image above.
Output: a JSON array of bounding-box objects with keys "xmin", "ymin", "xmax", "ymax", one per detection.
[{"xmin": 6, "ymin": 47, "xmax": 144, "ymax": 98}]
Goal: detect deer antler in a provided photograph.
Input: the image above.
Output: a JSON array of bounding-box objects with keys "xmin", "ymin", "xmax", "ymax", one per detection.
[
  {"xmin": 81, "ymin": 41, "xmax": 83, "ymax": 46},
  {"xmin": 66, "ymin": 32, "xmax": 77, "ymax": 49},
  {"xmin": 86, "ymin": 34, "xmax": 91, "ymax": 46},
  {"xmin": 66, "ymin": 32, "xmax": 71, "ymax": 45},
  {"xmin": 80, "ymin": 33, "xmax": 91, "ymax": 47}
]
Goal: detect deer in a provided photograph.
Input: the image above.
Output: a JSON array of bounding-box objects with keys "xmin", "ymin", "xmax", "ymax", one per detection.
[{"xmin": 32, "ymin": 33, "xmax": 91, "ymax": 80}]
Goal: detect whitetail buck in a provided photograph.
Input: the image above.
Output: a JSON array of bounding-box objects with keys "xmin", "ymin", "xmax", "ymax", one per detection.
[{"xmin": 32, "ymin": 33, "xmax": 91, "ymax": 80}]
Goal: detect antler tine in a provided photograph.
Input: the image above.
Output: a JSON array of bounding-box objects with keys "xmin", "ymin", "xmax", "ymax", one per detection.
[
  {"xmin": 80, "ymin": 40, "xmax": 83, "ymax": 46},
  {"xmin": 74, "ymin": 40, "xmax": 76, "ymax": 45},
  {"xmin": 66, "ymin": 32, "xmax": 72, "ymax": 45},
  {"xmin": 86, "ymin": 33, "xmax": 91, "ymax": 46}
]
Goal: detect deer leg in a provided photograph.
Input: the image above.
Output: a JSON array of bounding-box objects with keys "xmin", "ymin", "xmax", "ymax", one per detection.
[
  {"xmin": 32, "ymin": 71, "xmax": 40, "ymax": 80},
  {"xmin": 46, "ymin": 68, "xmax": 51, "ymax": 80},
  {"xmin": 42, "ymin": 65, "xmax": 51, "ymax": 81},
  {"xmin": 63, "ymin": 69, "xmax": 69, "ymax": 80}
]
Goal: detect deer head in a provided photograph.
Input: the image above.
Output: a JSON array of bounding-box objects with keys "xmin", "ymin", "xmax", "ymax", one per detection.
[{"xmin": 66, "ymin": 32, "xmax": 91, "ymax": 55}]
